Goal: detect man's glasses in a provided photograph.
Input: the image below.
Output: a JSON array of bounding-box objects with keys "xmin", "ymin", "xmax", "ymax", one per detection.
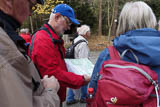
[{"xmin": 63, "ymin": 16, "xmax": 72, "ymax": 27}]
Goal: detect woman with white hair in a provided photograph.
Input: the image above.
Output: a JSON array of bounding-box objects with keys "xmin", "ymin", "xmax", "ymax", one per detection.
[
  {"xmin": 66, "ymin": 25, "xmax": 91, "ymax": 105},
  {"xmin": 74, "ymin": 25, "xmax": 91, "ymax": 58},
  {"xmin": 89, "ymin": 1, "xmax": 160, "ymax": 106}
]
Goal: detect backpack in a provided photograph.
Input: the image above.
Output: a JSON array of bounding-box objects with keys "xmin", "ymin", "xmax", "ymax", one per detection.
[
  {"xmin": 65, "ymin": 39, "xmax": 87, "ymax": 58},
  {"xmin": 87, "ymin": 46, "xmax": 159, "ymax": 107}
]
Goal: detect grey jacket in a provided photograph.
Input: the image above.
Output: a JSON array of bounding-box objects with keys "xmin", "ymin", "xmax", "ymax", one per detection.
[
  {"xmin": 74, "ymin": 35, "xmax": 90, "ymax": 58},
  {"xmin": 0, "ymin": 27, "xmax": 60, "ymax": 107}
]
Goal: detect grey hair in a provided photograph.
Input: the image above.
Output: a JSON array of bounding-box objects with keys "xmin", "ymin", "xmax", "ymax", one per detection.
[
  {"xmin": 20, "ymin": 28, "xmax": 29, "ymax": 33},
  {"xmin": 77, "ymin": 25, "xmax": 90, "ymax": 36},
  {"xmin": 116, "ymin": 1, "xmax": 157, "ymax": 36},
  {"xmin": 49, "ymin": 13, "xmax": 55, "ymax": 20}
]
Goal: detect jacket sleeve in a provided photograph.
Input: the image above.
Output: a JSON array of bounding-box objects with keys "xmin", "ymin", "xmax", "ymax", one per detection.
[
  {"xmin": 0, "ymin": 53, "xmax": 60, "ymax": 107},
  {"xmin": 29, "ymin": 60, "xmax": 60, "ymax": 107},
  {"xmin": 30, "ymin": 32, "xmax": 84, "ymax": 89},
  {"xmin": 0, "ymin": 58, "xmax": 32, "ymax": 107},
  {"xmin": 33, "ymin": 89, "xmax": 60, "ymax": 107}
]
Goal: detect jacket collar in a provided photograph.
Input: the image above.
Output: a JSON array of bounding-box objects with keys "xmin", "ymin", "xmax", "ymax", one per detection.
[
  {"xmin": 78, "ymin": 35, "xmax": 88, "ymax": 44},
  {"xmin": 45, "ymin": 23, "xmax": 63, "ymax": 39},
  {"xmin": 0, "ymin": 11, "xmax": 27, "ymax": 54},
  {"xmin": 113, "ymin": 28, "xmax": 160, "ymax": 66},
  {"xmin": 0, "ymin": 11, "xmax": 25, "ymax": 45}
]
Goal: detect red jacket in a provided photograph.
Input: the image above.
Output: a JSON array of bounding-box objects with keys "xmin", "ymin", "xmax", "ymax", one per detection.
[
  {"xmin": 20, "ymin": 33, "xmax": 31, "ymax": 43},
  {"xmin": 28, "ymin": 24, "xmax": 84, "ymax": 102}
]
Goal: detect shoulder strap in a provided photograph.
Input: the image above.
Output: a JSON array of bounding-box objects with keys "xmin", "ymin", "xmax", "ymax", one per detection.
[
  {"xmin": 108, "ymin": 46, "xmax": 120, "ymax": 60},
  {"xmin": 73, "ymin": 40, "xmax": 87, "ymax": 48},
  {"xmin": 30, "ymin": 33, "xmax": 37, "ymax": 57},
  {"xmin": 41, "ymin": 27, "xmax": 63, "ymax": 44}
]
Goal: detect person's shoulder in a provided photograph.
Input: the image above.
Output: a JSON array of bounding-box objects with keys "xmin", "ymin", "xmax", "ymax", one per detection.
[
  {"xmin": 0, "ymin": 27, "xmax": 16, "ymax": 46},
  {"xmin": 33, "ymin": 29, "xmax": 51, "ymax": 41},
  {"xmin": 74, "ymin": 35, "xmax": 81, "ymax": 42},
  {"xmin": 0, "ymin": 27, "xmax": 8, "ymax": 37},
  {"xmin": 99, "ymin": 48, "xmax": 109, "ymax": 58},
  {"xmin": 35, "ymin": 29, "xmax": 48, "ymax": 36}
]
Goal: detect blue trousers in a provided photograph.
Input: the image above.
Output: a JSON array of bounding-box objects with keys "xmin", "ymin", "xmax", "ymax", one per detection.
[{"xmin": 66, "ymin": 85, "xmax": 88, "ymax": 102}]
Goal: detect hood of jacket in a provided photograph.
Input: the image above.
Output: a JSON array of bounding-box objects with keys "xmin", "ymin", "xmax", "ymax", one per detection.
[{"xmin": 113, "ymin": 28, "xmax": 160, "ymax": 67}]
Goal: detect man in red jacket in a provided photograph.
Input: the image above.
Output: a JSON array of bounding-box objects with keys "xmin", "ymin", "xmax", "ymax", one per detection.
[{"xmin": 29, "ymin": 4, "xmax": 90, "ymax": 105}]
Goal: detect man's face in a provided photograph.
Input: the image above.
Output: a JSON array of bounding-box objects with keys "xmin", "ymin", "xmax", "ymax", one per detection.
[
  {"xmin": 12, "ymin": 0, "xmax": 37, "ymax": 24},
  {"xmin": 54, "ymin": 14, "xmax": 72, "ymax": 35},
  {"xmin": 86, "ymin": 31, "xmax": 91, "ymax": 40}
]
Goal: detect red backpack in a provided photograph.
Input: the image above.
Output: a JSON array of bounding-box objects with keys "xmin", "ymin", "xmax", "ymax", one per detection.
[{"xmin": 87, "ymin": 46, "xmax": 159, "ymax": 107}]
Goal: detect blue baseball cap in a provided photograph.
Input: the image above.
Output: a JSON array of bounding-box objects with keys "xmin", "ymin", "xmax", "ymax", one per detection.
[{"xmin": 52, "ymin": 4, "xmax": 80, "ymax": 25}]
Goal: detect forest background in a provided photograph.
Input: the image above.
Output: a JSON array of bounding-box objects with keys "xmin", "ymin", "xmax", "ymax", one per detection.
[{"xmin": 21, "ymin": 0, "xmax": 160, "ymax": 50}]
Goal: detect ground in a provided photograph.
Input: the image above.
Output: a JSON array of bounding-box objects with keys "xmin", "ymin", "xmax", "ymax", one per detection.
[{"xmin": 63, "ymin": 51, "xmax": 101, "ymax": 107}]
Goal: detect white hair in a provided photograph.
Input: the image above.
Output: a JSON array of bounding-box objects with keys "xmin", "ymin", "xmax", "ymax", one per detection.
[
  {"xmin": 49, "ymin": 13, "xmax": 55, "ymax": 20},
  {"xmin": 116, "ymin": 1, "xmax": 157, "ymax": 36},
  {"xmin": 77, "ymin": 25, "xmax": 90, "ymax": 36},
  {"xmin": 20, "ymin": 28, "xmax": 29, "ymax": 33}
]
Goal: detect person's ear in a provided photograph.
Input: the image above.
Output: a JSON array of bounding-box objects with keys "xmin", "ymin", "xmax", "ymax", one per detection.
[
  {"xmin": 5, "ymin": 0, "xmax": 13, "ymax": 12},
  {"xmin": 55, "ymin": 13, "xmax": 61, "ymax": 22},
  {"xmin": 0, "ymin": 0, "xmax": 13, "ymax": 14}
]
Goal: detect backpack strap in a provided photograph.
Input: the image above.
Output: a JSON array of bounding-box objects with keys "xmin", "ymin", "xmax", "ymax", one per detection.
[
  {"xmin": 30, "ymin": 27, "xmax": 64, "ymax": 59},
  {"xmin": 108, "ymin": 46, "xmax": 120, "ymax": 60},
  {"xmin": 30, "ymin": 33, "xmax": 37, "ymax": 57},
  {"xmin": 73, "ymin": 39, "xmax": 87, "ymax": 48},
  {"xmin": 40, "ymin": 27, "xmax": 64, "ymax": 59}
]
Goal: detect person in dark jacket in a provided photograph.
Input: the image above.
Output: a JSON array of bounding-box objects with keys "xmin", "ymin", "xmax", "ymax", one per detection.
[
  {"xmin": 28, "ymin": 4, "xmax": 90, "ymax": 105},
  {"xmin": 89, "ymin": 1, "xmax": 160, "ymax": 95}
]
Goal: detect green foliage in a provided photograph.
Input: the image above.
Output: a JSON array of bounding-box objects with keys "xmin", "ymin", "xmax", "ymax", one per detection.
[
  {"xmin": 21, "ymin": 0, "xmax": 160, "ymax": 35},
  {"xmin": 33, "ymin": 0, "xmax": 64, "ymax": 15},
  {"xmin": 21, "ymin": 0, "xmax": 64, "ymax": 32}
]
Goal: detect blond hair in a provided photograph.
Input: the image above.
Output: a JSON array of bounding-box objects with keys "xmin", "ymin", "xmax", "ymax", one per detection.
[{"xmin": 116, "ymin": 1, "xmax": 157, "ymax": 36}]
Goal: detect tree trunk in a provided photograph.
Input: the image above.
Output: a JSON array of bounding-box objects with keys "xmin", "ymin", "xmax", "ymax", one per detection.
[
  {"xmin": 107, "ymin": 0, "xmax": 115, "ymax": 41},
  {"xmin": 111, "ymin": 0, "xmax": 118, "ymax": 37},
  {"xmin": 29, "ymin": 16, "xmax": 34, "ymax": 33},
  {"xmin": 98, "ymin": 0, "xmax": 102, "ymax": 36}
]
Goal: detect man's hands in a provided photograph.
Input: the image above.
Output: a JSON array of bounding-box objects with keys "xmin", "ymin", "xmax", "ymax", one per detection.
[
  {"xmin": 41, "ymin": 75, "xmax": 60, "ymax": 92},
  {"xmin": 41, "ymin": 74, "xmax": 91, "ymax": 91},
  {"xmin": 83, "ymin": 74, "xmax": 91, "ymax": 85}
]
